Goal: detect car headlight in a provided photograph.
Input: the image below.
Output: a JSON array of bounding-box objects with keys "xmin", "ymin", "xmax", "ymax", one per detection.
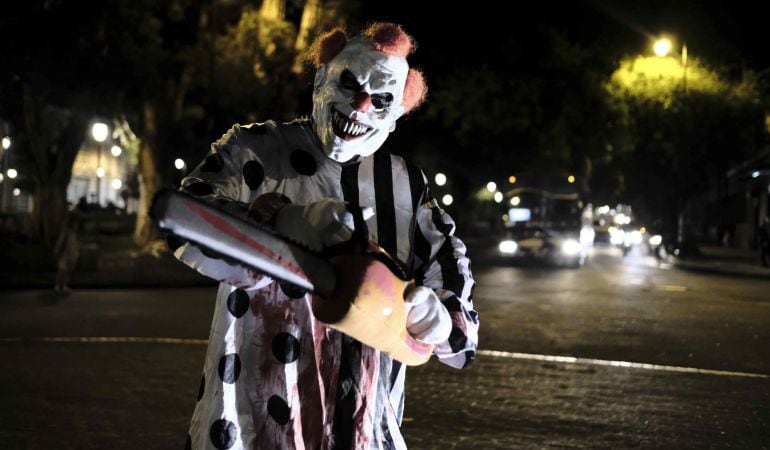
[
  {"xmin": 649, "ymin": 234, "xmax": 662, "ymax": 246},
  {"xmin": 561, "ymin": 239, "xmax": 581, "ymax": 256},
  {"xmin": 498, "ymin": 240, "xmax": 518, "ymax": 254}
]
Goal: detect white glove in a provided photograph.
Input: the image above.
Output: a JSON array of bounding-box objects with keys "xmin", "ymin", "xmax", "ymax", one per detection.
[
  {"xmin": 274, "ymin": 199, "xmax": 372, "ymax": 252},
  {"xmin": 405, "ymin": 286, "xmax": 452, "ymax": 344}
]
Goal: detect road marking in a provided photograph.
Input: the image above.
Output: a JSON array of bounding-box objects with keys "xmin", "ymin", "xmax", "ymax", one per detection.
[
  {"xmin": 655, "ymin": 284, "xmax": 688, "ymax": 292},
  {"xmin": 2, "ymin": 337, "xmax": 766, "ymax": 379},
  {"xmin": 478, "ymin": 349, "xmax": 768, "ymax": 379}
]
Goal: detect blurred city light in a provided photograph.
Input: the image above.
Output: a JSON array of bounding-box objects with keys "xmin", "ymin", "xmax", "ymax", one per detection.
[
  {"xmin": 486, "ymin": 181, "xmax": 497, "ymax": 193},
  {"xmin": 1, "ymin": 137, "xmax": 10, "ymax": 150},
  {"xmin": 653, "ymin": 37, "xmax": 672, "ymax": 57},
  {"xmin": 111, "ymin": 145, "xmax": 122, "ymax": 157},
  {"xmin": 13, "ymin": 188, "xmax": 20, "ymax": 196},
  {"xmin": 175, "ymin": 158, "xmax": 186, "ymax": 170},
  {"xmin": 752, "ymin": 171, "xmax": 760, "ymax": 178},
  {"xmin": 7, "ymin": 168, "xmax": 17, "ymax": 179},
  {"xmin": 111, "ymin": 179, "xmax": 122, "ymax": 189},
  {"xmin": 96, "ymin": 167, "xmax": 105, "ymax": 178},
  {"xmin": 494, "ymin": 192, "xmax": 503, "ymax": 203},
  {"xmin": 0, "ymin": 173, "xmax": 3, "ymax": 182},
  {"xmin": 498, "ymin": 240, "xmax": 518, "ymax": 254},
  {"xmin": 91, "ymin": 123, "xmax": 109, "ymax": 142},
  {"xmin": 510, "ymin": 196, "xmax": 521, "ymax": 206},
  {"xmin": 441, "ymin": 194, "xmax": 453, "ymax": 206},
  {"xmin": 567, "ymin": 175, "xmax": 575, "ymax": 184},
  {"xmin": 434, "ymin": 172, "xmax": 447, "ymax": 186},
  {"xmin": 508, "ymin": 175, "xmax": 517, "ymax": 184}
]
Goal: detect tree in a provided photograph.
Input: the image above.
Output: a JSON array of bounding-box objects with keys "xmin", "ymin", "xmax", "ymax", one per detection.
[{"xmin": 605, "ymin": 52, "xmax": 767, "ymax": 248}]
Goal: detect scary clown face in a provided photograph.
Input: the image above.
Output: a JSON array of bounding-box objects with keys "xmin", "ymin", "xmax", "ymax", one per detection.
[{"xmin": 312, "ymin": 38, "xmax": 409, "ymax": 163}]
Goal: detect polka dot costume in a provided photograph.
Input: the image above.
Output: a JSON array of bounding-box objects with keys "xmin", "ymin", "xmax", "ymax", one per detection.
[{"xmin": 175, "ymin": 119, "xmax": 478, "ymax": 449}]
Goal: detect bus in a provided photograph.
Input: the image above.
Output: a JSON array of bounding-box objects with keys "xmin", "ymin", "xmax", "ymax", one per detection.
[{"xmin": 496, "ymin": 187, "xmax": 594, "ymax": 267}]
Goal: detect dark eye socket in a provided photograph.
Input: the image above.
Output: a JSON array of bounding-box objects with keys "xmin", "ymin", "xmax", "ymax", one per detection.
[
  {"xmin": 340, "ymin": 70, "xmax": 361, "ymax": 91},
  {"xmin": 371, "ymin": 93, "xmax": 393, "ymax": 110}
]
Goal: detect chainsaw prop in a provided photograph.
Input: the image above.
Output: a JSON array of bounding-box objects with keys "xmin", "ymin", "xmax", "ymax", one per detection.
[{"xmin": 150, "ymin": 189, "xmax": 434, "ymax": 366}]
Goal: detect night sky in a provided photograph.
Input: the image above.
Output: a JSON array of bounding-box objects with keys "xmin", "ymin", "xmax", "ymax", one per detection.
[{"xmin": 359, "ymin": 0, "xmax": 769, "ymax": 75}]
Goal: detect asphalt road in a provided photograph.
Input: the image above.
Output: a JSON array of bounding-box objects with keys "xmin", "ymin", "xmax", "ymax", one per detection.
[{"xmin": 1, "ymin": 245, "xmax": 768, "ymax": 448}]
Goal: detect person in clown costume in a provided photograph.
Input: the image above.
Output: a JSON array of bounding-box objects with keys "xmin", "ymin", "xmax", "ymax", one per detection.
[{"xmin": 174, "ymin": 22, "xmax": 478, "ymax": 450}]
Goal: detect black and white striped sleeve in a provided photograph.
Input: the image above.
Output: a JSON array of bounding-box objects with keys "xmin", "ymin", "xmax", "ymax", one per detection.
[{"xmin": 408, "ymin": 166, "xmax": 479, "ymax": 369}]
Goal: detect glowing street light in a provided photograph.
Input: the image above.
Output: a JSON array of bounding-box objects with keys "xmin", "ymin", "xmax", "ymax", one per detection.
[
  {"xmin": 508, "ymin": 175, "xmax": 517, "ymax": 184},
  {"xmin": 7, "ymin": 168, "xmax": 17, "ymax": 179},
  {"xmin": 111, "ymin": 179, "xmax": 122, "ymax": 189},
  {"xmin": 494, "ymin": 191, "xmax": 503, "ymax": 203},
  {"xmin": 175, "ymin": 158, "xmax": 186, "ymax": 170},
  {"xmin": 441, "ymin": 194, "xmax": 453, "ymax": 206},
  {"xmin": 653, "ymin": 37, "xmax": 672, "ymax": 57},
  {"xmin": 13, "ymin": 188, "xmax": 20, "ymax": 196},
  {"xmin": 96, "ymin": 167, "xmax": 105, "ymax": 178},
  {"xmin": 567, "ymin": 175, "xmax": 575, "ymax": 184},
  {"xmin": 510, "ymin": 196, "xmax": 520, "ymax": 206},
  {"xmin": 653, "ymin": 35, "xmax": 688, "ymax": 91},
  {"xmin": 434, "ymin": 173, "xmax": 447, "ymax": 186},
  {"xmin": 486, "ymin": 181, "xmax": 497, "ymax": 193},
  {"xmin": 1, "ymin": 137, "xmax": 10, "ymax": 150},
  {"xmin": 111, "ymin": 145, "xmax": 122, "ymax": 157},
  {"xmin": 91, "ymin": 122, "xmax": 109, "ymax": 142}
]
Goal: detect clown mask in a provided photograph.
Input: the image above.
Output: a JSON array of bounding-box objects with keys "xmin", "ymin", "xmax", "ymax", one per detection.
[{"xmin": 312, "ymin": 38, "xmax": 409, "ymax": 163}]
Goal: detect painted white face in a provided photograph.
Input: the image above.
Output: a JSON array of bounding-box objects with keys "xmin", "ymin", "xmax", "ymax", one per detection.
[{"xmin": 312, "ymin": 38, "xmax": 409, "ymax": 163}]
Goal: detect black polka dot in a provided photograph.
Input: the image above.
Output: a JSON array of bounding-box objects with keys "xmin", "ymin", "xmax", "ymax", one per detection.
[
  {"xmin": 272, "ymin": 332, "xmax": 300, "ymax": 364},
  {"xmin": 290, "ymin": 149, "xmax": 317, "ymax": 176},
  {"xmin": 197, "ymin": 373, "xmax": 205, "ymax": 401},
  {"xmin": 185, "ymin": 434, "xmax": 191, "ymax": 450},
  {"xmin": 245, "ymin": 124, "xmax": 267, "ymax": 135},
  {"xmin": 200, "ymin": 246, "xmax": 225, "ymax": 260},
  {"xmin": 166, "ymin": 234, "xmax": 185, "ymax": 253},
  {"xmin": 209, "ymin": 419, "xmax": 237, "ymax": 449},
  {"xmin": 218, "ymin": 353, "xmax": 241, "ymax": 384},
  {"xmin": 185, "ymin": 181, "xmax": 214, "ymax": 197},
  {"xmin": 227, "ymin": 289, "xmax": 250, "ymax": 318},
  {"xmin": 279, "ymin": 282, "xmax": 307, "ymax": 299},
  {"xmin": 267, "ymin": 395, "xmax": 290, "ymax": 425},
  {"xmin": 243, "ymin": 160, "xmax": 265, "ymax": 190},
  {"xmin": 200, "ymin": 153, "xmax": 224, "ymax": 173}
]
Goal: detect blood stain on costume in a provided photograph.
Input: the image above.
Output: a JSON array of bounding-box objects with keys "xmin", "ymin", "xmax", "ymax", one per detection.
[
  {"xmin": 290, "ymin": 149, "xmax": 318, "ymax": 176},
  {"xmin": 218, "ymin": 353, "xmax": 241, "ymax": 384},
  {"xmin": 280, "ymin": 282, "xmax": 307, "ymax": 299},
  {"xmin": 209, "ymin": 418, "xmax": 237, "ymax": 449},
  {"xmin": 185, "ymin": 181, "xmax": 214, "ymax": 196},
  {"xmin": 272, "ymin": 332, "xmax": 300, "ymax": 364},
  {"xmin": 227, "ymin": 289, "xmax": 250, "ymax": 318},
  {"xmin": 201, "ymin": 153, "xmax": 225, "ymax": 173},
  {"xmin": 243, "ymin": 160, "xmax": 265, "ymax": 190},
  {"xmin": 267, "ymin": 395, "xmax": 291, "ymax": 425},
  {"xmin": 197, "ymin": 373, "xmax": 205, "ymax": 401}
]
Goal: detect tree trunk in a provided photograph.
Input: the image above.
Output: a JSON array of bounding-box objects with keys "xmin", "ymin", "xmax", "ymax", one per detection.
[
  {"xmin": 133, "ymin": 101, "xmax": 162, "ymax": 248},
  {"xmin": 23, "ymin": 83, "xmax": 84, "ymax": 247}
]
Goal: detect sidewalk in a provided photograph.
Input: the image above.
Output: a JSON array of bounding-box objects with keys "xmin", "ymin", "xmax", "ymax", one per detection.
[{"xmin": 672, "ymin": 244, "xmax": 770, "ymax": 279}]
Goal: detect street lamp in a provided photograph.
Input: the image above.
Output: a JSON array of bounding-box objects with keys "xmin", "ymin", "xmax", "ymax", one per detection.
[
  {"xmin": 653, "ymin": 36, "xmax": 688, "ymax": 92},
  {"xmin": 92, "ymin": 122, "xmax": 109, "ymax": 206}
]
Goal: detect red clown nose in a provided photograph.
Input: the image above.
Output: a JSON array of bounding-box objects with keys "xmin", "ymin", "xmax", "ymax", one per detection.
[{"xmin": 351, "ymin": 92, "xmax": 372, "ymax": 112}]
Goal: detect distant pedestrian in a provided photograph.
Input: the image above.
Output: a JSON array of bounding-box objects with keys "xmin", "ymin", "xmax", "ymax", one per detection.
[{"xmin": 54, "ymin": 212, "xmax": 81, "ymax": 292}]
